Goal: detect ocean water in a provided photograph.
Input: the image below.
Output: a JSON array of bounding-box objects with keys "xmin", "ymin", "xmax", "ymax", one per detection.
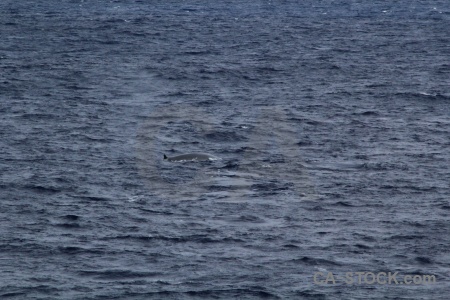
[{"xmin": 1, "ymin": 0, "xmax": 449, "ymax": 299}]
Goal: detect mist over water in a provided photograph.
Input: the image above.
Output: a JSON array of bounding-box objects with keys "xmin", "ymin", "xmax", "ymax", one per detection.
[{"xmin": 1, "ymin": 0, "xmax": 449, "ymax": 299}]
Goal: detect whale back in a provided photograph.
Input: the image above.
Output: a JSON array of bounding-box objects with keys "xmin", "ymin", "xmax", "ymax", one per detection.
[{"xmin": 163, "ymin": 153, "xmax": 216, "ymax": 162}]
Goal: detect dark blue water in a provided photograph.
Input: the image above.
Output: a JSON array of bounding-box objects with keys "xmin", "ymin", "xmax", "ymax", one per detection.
[{"xmin": 1, "ymin": 0, "xmax": 449, "ymax": 299}]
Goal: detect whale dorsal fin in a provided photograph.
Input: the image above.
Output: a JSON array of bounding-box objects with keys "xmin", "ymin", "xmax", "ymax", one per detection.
[{"xmin": 163, "ymin": 154, "xmax": 168, "ymax": 160}]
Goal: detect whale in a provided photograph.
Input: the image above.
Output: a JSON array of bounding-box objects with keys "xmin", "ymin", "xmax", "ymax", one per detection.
[{"xmin": 163, "ymin": 153, "xmax": 218, "ymax": 162}]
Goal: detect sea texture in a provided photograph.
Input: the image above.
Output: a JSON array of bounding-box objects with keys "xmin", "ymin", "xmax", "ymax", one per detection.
[{"xmin": 1, "ymin": 0, "xmax": 449, "ymax": 299}]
